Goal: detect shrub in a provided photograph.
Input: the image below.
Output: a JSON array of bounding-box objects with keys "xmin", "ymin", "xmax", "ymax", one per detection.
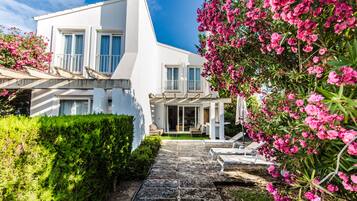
[
  {"xmin": 0, "ymin": 115, "xmax": 133, "ymax": 201},
  {"xmin": 124, "ymin": 136, "xmax": 161, "ymax": 180}
]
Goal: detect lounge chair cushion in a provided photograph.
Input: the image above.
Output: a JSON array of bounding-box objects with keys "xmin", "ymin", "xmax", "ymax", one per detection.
[
  {"xmin": 219, "ymin": 155, "xmax": 274, "ymax": 166},
  {"xmin": 210, "ymin": 148, "xmax": 256, "ymax": 156}
]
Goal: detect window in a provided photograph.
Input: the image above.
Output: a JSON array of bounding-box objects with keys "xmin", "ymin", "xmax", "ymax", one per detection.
[
  {"xmin": 188, "ymin": 67, "xmax": 201, "ymax": 91},
  {"xmin": 59, "ymin": 100, "xmax": 90, "ymax": 116},
  {"xmin": 166, "ymin": 67, "xmax": 179, "ymax": 91},
  {"xmin": 98, "ymin": 34, "xmax": 122, "ymax": 73},
  {"xmin": 61, "ymin": 33, "xmax": 84, "ymax": 73}
]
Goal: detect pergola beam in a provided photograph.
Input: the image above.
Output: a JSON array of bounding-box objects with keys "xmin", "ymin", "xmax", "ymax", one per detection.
[{"xmin": 0, "ymin": 79, "xmax": 131, "ymax": 90}]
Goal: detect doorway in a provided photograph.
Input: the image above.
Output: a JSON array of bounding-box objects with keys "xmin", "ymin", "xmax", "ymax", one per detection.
[{"xmin": 166, "ymin": 105, "xmax": 200, "ymax": 132}]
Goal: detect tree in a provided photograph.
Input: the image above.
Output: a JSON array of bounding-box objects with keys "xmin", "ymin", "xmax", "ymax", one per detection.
[
  {"xmin": 0, "ymin": 26, "xmax": 52, "ymax": 115},
  {"xmin": 198, "ymin": 0, "xmax": 356, "ymax": 200}
]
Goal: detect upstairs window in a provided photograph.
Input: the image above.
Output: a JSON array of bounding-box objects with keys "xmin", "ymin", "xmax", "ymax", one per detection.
[
  {"xmin": 166, "ymin": 67, "xmax": 179, "ymax": 91},
  {"xmin": 188, "ymin": 67, "xmax": 201, "ymax": 91},
  {"xmin": 98, "ymin": 34, "xmax": 122, "ymax": 74},
  {"xmin": 60, "ymin": 33, "xmax": 84, "ymax": 73}
]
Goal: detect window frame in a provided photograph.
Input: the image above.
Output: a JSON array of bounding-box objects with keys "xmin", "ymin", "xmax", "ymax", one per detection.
[
  {"xmin": 187, "ymin": 66, "xmax": 202, "ymax": 92},
  {"xmin": 58, "ymin": 97, "xmax": 91, "ymax": 116},
  {"xmin": 165, "ymin": 66, "xmax": 180, "ymax": 91},
  {"xmin": 97, "ymin": 32, "xmax": 124, "ymax": 73}
]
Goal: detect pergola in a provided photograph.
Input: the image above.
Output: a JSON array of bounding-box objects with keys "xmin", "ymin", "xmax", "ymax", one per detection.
[
  {"xmin": 149, "ymin": 93, "xmax": 231, "ymax": 140},
  {"xmin": 0, "ymin": 66, "xmax": 131, "ymax": 116},
  {"xmin": 0, "ymin": 67, "xmax": 130, "ymax": 90}
]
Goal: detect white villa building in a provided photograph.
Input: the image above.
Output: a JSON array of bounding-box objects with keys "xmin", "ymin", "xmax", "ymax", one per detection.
[{"xmin": 29, "ymin": 0, "xmax": 231, "ymax": 148}]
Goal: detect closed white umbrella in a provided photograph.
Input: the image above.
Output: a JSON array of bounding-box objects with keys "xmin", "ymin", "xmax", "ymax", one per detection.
[
  {"xmin": 235, "ymin": 95, "xmax": 248, "ymax": 143},
  {"xmin": 235, "ymin": 95, "xmax": 248, "ymax": 125}
]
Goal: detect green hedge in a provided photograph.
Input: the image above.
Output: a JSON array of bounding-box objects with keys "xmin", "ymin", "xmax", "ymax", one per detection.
[
  {"xmin": 0, "ymin": 115, "xmax": 133, "ymax": 201},
  {"xmin": 124, "ymin": 136, "xmax": 161, "ymax": 180}
]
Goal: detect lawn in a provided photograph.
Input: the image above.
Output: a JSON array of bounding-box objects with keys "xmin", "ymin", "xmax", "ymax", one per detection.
[{"xmin": 160, "ymin": 134, "xmax": 209, "ymax": 140}]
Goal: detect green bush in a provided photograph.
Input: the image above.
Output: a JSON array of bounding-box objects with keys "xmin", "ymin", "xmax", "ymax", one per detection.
[
  {"xmin": 124, "ymin": 136, "xmax": 161, "ymax": 180},
  {"xmin": 0, "ymin": 115, "xmax": 133, "ymax": 201}
]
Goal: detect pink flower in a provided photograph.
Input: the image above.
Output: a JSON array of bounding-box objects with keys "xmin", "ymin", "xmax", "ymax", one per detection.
[
  {"xmin": 305, "ymin": 105, "xmax": 319, "ymax": 115},
  {"xmin": 327, "ymin": 184, "xmax": 339, "ymax": 193},
  {"xmin": 341, "ymin": 130, "xmax": 357, "ymax": 144},
  {"xmin": 304, "ymin": 191, "xmax": 321, "ymax": 201},
  {"xmin": 326, "ymin": 130, "xmax": 339, "ymax": 140},
  {"xmin": 303, "ymin": 45, "xmax": 313, "ymax": 53},
  {"xmin": 295, "ymin": 99, "xmax": 304, "ymax": 107},
  {"xmin": 307, "ymin": 66, "xmax": 324, "ymax": 78},
  {"xmin": 267, "ymin": 165, "xmax": 280, "ymax": 178},
  {"xmin": 287, "ymin": 38, "xmax": 297, "ymax": 46},
  {"xmin": 351, "ymin": 175, "xmax": 357, "ymax": 184},
  {"xmin": 276, "ymin": 46, "xmax": 285, "ymax": 54},
  {"xmin": 302, "ymin": 132, "xmax": 309, "ymax": 138},
  {"xmin": 271, "ymin": 33, "xmax": 282, "ymax": 43},
  {"xmin": 328, "ymin": 71, "xmax": 340, "ymax": 85},
  {"xmin": 312, "ymin": 56, "xmax": 320, "ymax": 63},
  {"xmin": 338, "ymin": 172, "xmax": 349, "ymax": 182},
  {"xmin": 287, "ymin": 93, "xmax": 295, "ymax": 100},
  {"xmin": 347, "ymin": 142, "xmax": 357, "ymax": 156},
  {"xmin": 319, "ymin": 48, "xmax": 327, "ymax": 55},
  {"xmin": 266, "ymin": 182, "xmax": 276, "ymax": 193},
  {"xmin": 308, "ymin": 93, "xmax": 324, "ymax": 103},
  {"xmin": 291, "ymin": 47, "xmax": 298, "ymax": 53},
  {"xmin": 299, "ymin": 140, "xmax": 307, "ymax": 148}
]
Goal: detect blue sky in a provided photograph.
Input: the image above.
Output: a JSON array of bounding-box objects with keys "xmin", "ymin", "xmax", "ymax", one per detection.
[{"xmin": 0, "ymin": 0, "xmax": 203, "ymax": 52}]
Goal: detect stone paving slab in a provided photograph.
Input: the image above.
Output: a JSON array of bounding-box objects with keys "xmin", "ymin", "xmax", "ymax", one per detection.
[{"xmin": 134, "ymin": 141, "xmax": 226, "ymax": 201}]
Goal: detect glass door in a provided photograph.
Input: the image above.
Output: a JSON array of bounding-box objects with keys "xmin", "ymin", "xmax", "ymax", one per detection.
[{"xmin": 166, "ymin": 106, "xmax": 200, "ymax": 132}]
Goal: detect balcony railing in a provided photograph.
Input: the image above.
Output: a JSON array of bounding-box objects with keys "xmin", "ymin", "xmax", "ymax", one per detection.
[
  {"xmin": 165, "ymin": 80, "xmax": 181, "ymax": 91},
  {"xmin": 188, "ymin": 80, "xmax": 202, "ymax": 92},
  {"xmin": 96, "ymin": 55, "xmax": 121, "ymax": 74},
  {"xmin": 56, "ymin": 54, "xmax": 84, "ymax": 73}
]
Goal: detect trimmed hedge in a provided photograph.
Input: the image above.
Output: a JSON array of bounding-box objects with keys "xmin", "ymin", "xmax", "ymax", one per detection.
[
  {"xmin": 0, "ymin": 115, "xmax": 133, "ymax": 201},
  {"xmin": 124, "ymin": 136, "xmax": 161, "ymax": 180}
]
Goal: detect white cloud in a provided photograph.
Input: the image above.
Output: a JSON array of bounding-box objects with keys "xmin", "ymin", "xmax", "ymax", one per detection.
[{"xmin": 0, "ymin": 0, "xmax": 86, "ymax": 32}]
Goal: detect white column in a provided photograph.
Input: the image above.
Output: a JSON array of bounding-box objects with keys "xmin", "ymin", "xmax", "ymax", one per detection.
[
  {"xmin": 112, "ymin": 88, "xmax": 123, "ymax": 114},
  {"xmin": 210, "ymin": 102, "xmax": 216, "ymax": 140},
  {"xmin": 93, "ymin": 88, "xmax": 108, "ymax": 114},
  {"xmin": 219, "ymin": 102, "xmax": 225, "ymax": 140}
]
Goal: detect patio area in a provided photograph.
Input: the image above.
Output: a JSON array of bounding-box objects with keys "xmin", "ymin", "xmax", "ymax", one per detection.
[{"xmin": 133, "ymin": 140, "xmax": 271, "ymax": 201}]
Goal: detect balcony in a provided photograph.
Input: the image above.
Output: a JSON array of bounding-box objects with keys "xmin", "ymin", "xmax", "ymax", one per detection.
[
  {"xmin": 164, "ymin": 80, "xmax": 204, "ymax": 93},
  {"xmin": 187, "ymin": 80, "xmax": 202, "ymax": 92},
  {"xmin": 56, "ymin": 54, "xmax": 84, "ymax": 73},
  {"xmin": 165, "ymin": 80, "xmax": 181, "ymax": 92},
  {"xmin": 96, "ymin": 55, "xmax": 121, "ymax": 74}
]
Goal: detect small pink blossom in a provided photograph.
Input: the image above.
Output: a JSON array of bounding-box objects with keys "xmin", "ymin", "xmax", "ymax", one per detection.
[
  {"xmin": 327, "ymin": 184, "xmax": 339, "ymax": 193},
  {"xmin": 351, "ymin": 175, "xmax": 357, "ymax": 184},
  {"xmin": 312, "ymin": 56, "xmax": 320, "ymax": 63},
  {"xmin": 296, "ymin": 99, "xmax": 304, "ymax": 107},
  {"xmin": 308, "ymin": 93, "xmax": 324, "ymax": 103},
  {"xmin": 319, "ymin": 48, "xmax": 327, "ymax": 55},
  {"xmin": 287, "ymin": 93, "xmax": 295, "ymax": 100},
  {"xmin": 303, "ymin": 45, "xmax": 313, "ymax": 53},
  {"xmin": 347, "ymin": 142, "xmax": 357, "ymax": 156}
]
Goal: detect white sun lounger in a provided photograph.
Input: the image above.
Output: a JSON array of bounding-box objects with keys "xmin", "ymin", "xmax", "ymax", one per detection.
[
  {"xmin": 209, "ymin": 141, "xmax": 265, "ymax": 160},
  {"xmin": 204, "ymin": 132, "xmax": 245, "ymax": 147},
  {"xmin": 217, "ymin": 154, "xmax": 274, "ymax": 172}
]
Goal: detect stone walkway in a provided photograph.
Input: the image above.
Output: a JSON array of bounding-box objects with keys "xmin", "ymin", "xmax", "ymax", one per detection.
[{"xmin": 134, "ymin": 141, "xmax": 231, "ymax": 201}]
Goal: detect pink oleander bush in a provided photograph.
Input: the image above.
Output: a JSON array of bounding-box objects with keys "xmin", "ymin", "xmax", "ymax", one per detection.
[
  {"xmin": 0, "ymin": 26, "xmax": 51, "ymax": 114},
  {"xmin": 197, "ymin": 0, "xmax": 356, "ymax": 200}
]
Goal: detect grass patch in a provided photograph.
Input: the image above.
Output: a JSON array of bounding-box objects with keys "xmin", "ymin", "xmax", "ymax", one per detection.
[
  {"xmin": 160, "ymin": 134, "xmax": 209, "ymax": 140},
  {"xmin": 228, "ymin": 187, "xmax": 273, "ymax": 201}
]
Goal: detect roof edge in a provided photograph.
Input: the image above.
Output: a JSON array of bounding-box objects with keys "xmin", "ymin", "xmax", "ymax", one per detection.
[
  {"xmin": 157, "ymin": 42, "xmax": 198, "ymax": 55},
  {"xmin": 33, "ymin": 0, "xmax": 124, "ymax": 21}
]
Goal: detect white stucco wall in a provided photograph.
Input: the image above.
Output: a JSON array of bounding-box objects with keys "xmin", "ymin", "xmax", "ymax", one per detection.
[{"xmin": 36, "ymin": 0, "xmax": 127, "ymax": 73}]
